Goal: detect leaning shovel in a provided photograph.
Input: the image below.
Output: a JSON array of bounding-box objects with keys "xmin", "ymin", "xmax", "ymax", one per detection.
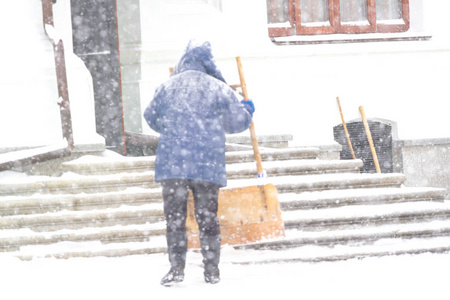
[{"xmin": 186, "ymin": 57, "xmax": 285, "ymax": 247}]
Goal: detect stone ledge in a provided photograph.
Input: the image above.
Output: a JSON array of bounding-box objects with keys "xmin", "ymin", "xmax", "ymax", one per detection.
[
  {"xmin": 226, "ymin": 134, "xmax": 293, "ymax": 148},
  {"xmin": 394, "ymin": 137, "xmax": 450, "ymax": 147}
]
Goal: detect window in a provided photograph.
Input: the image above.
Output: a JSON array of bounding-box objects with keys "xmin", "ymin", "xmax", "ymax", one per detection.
[{"xmin": 267, "ymin": 0, "xmax": 410, "ymax": 37}]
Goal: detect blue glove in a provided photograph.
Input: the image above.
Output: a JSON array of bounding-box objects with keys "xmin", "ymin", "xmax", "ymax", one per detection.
[{"xmin": 241, "ymin": 99, "xmax": 255, "ymax": 114}]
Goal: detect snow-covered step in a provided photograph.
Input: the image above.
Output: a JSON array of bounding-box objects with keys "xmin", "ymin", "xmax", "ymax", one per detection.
[
  {"xmin": 0, "ymin": 171, "xmax": 403, "ymax": 198},
  {"xmin": 225, "ymin": 236, "xmax": 450, "ymax": 264},
  {"xmin": 2, "ymin": 185, "xmax": 442, "ymax": 219},
  {"xmin": 12, "ymin": 239, "xmax": 167, "ymax": 261},
  {"xmin": 0, "ymin": 203, "xmax": 164, "ymax": 232},
  {"xmin": 226, "ymin": 134, "xmax": 295, "ymax": 149},
  {"xmin": 0, "ymin": 169, "xmax": 401, "ymax": 215},
  {"xmin": 0, "ymin": 187, "xmax": 162, "ymax": 216},
  {"xmin": 2, "ymin": 189, "xmax": 446, "ymax": 234},
  {"xmin": 60, "ymin": 155, "xmax": 155, "ymax": 175},
  {"xmin": 278, "ymin": 187, "xmax": 447, "ymax": 210},
  {"xmin": 59, "ymin": 147, "xmax": 320, "ymax": 175},
  {"xmin": 225, "ymin": 147, "xmax": 319, "ymax": 163},
  {"xmin": 9, "ymin": 221, "xmax": 450, "ymax": 261},
  {"xmin": 282, "ymin": 201, "xmax": 450, "ymax": 230},
  {"xmin": 1, "ymin": 158, "xmax": 361, "ymax": 198},
  {"xmin": 4, "ymin": 199, "xmax": 449, "ymax": 256},
  {"xmin": 0, "ymin": 222, "xmax": 166, "ymax": 253},
  {"xmin": 227, "ymin": 159, "xmax": 362, "ymax": 179},
  {"xmin": 1, "ymin": 143, "xmax": 448, "ymax": 263},
  {"xmin": 0, "ymin": 171, "xmax": 157, "ymax": 196},
  {"xmin": 226, "ymin": 173, "xmax": 406, "ymax": 193},
  {"xmin": 15, "ymin": 237, "xmax": 450, "ymax": 262},
  {"xmin": 236, "ymin": 219, "xmax": 450, "ymax": 251}
]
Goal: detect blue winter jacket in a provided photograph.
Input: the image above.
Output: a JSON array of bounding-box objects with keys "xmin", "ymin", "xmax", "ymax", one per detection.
[{"xmin": 144, "ymin": 40, "xmax": 253, "ymax": 187}]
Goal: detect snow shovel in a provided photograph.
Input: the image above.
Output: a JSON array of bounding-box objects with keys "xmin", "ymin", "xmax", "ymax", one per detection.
[
  {"xmin": 359, "ymin": 106, "xmax": 381, "ymax": 173},
  {"xmin": 336, "ymin": 97, "xmax": 360, "ymax": 173},
  {"xmin": 186, "ymin": 57, "xmax": 285, "ymax": 248}
]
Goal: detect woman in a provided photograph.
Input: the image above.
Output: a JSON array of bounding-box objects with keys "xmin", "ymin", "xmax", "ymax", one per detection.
[{"xmin": 144, "ymin": 40, "xmax": 255, "ymax": 285}]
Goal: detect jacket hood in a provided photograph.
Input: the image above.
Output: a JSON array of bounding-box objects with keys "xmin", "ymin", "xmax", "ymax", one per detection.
[{"xmin": 172, "ymin": 39, "xmax": 227, "ymax": 83}]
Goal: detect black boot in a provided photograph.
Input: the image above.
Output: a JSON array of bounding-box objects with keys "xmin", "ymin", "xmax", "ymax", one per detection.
[
  {"xmin": 161, "ymin": 267, "xmax": 185, "ymax": 286},
  {"xmin": 162, "ymin": 231, "xmax": 187, "ymax": 286},
  {"xmin": 204, "ymin": 267, "xmax": 220, "ymax": 284},
  {"xmin": 200, "ymin": 235, "xmax": 221, "ymax": 284}
]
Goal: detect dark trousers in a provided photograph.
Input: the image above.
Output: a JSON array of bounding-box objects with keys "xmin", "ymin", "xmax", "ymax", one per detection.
[{"xmin": 161, "ymin": 179, "xmax": 221, "ymax": 271}]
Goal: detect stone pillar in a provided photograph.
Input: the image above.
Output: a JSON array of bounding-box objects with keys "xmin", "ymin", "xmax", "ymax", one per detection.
[
  {"xmin": 70, "ymin": 0, "xmax": 126, "ymax": 154},
  {"xmin": 53, "ymin": 0, "xmax": 105, "ymax": 153}
]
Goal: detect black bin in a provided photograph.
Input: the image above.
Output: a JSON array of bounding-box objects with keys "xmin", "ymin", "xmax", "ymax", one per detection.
[{"xmin": 333, "ymin": 119, "xmax": 393, "ymax": 173}]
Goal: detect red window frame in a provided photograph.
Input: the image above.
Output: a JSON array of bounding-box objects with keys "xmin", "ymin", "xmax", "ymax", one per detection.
[
  {"xmin": 268, "ymin": 0, "xmax": 410, "ymax": 37},
  {"xmin": 335, "ymin": 0, "xmax": 377, "ymax": 34},
  {"xmin": 294, "ymin": 0, "xmax": 337, "ymax": 35},
  {"xmin": 267, "ymin": 0, "xmax": 295, "ymax": 37},
  {"xmin": 376, "ymin": 0, "xmax": 410, "ymax": 33}
]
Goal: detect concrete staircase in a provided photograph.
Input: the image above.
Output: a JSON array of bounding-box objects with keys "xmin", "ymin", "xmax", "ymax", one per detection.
[{"xmin": 0, "ymin": 143, "xmax": 449, "ymax": 262}]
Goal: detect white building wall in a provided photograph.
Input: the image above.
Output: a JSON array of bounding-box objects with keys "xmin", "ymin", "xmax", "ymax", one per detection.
[
  {"xmin": 0, "ymin": 1, "xmax": 61, "ymax": 151},
  {"xmin": 138, "ymin": 0, "xmax": 450, "ymax": 147},
  {"xmin": 0, "ymin": 0, "xmax": 104, "ymax": 153}
]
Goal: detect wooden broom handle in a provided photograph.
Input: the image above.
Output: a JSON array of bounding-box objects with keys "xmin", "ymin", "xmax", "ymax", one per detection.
[
  {"xmin": 359, "ymin": 106, "xmax": 381, "ymax": 173},
  {"xmin": 236, "ymin": 57, "xmax": 264, "ymax": 176},
  {"xmin": 337, "ymin": 97, "xmax": 357, "ymax": 160}
]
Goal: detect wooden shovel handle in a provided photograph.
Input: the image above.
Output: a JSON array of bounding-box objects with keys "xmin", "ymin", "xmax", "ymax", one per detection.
[
  {"xmin": 359, "ymin": 106, "xmax": 381, "ymax": 173},
  {"xmin": 236, "ymin": 57, "xmax": 264, "ymax": 176},
  {"xmin": 336, "ymin": 97, "xmax": 357, "ymax": 161}
]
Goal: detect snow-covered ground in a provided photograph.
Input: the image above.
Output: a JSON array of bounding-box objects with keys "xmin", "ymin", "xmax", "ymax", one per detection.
[{"xmin": 0, "ymin": 250, "xmax": 448, "ymax": 300}]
